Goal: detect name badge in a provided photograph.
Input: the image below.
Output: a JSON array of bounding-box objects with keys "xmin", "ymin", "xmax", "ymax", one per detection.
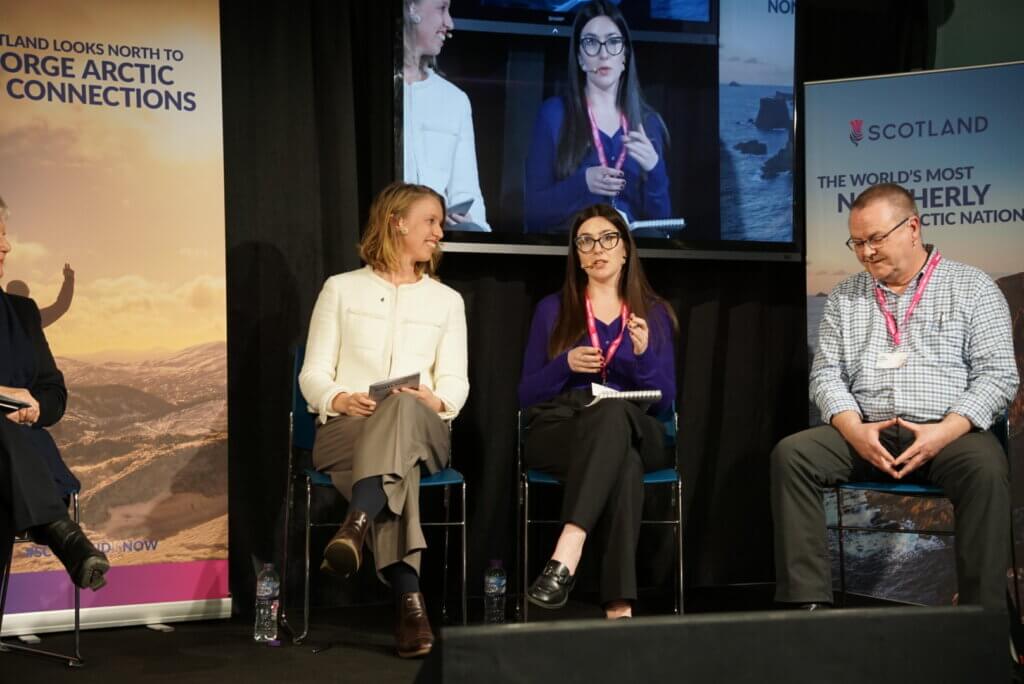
[{"xmin": 876, "ymin": 351, "xmax": 908, "ymax": 369}]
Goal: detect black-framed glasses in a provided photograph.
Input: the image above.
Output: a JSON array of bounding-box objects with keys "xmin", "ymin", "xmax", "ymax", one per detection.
[
  {"xmin": 575, "ymin": 231, "xmax": 621, "ymax": 253},
  {"xmin": 579, "ymin": 35, "xmax": 625, "ymax": 57},
  {"xmin": 845, "ymin": 216, "xmax": 911, "ymax": 252}
]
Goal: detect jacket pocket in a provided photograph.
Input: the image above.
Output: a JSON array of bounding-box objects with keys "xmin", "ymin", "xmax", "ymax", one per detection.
[
  {"xmin": 344, "ymin": 308, "xmax": 388, "ymax": 351},
  {"xmin": 417, "ymin": 127, "xmax": 457, "ymax": 193},
  {"xmin": 401, "ymin": 319, "xmax": 442, "ymax": 360}
]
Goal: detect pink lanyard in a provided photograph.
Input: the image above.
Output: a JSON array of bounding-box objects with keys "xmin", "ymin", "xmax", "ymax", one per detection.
[
  {"xmin": 585, "ymin": 294, "xmax": 630, "ymax": 382},
  {"xmin": 873, "ymin": 249, "xmax": 942, "ymax": 347},
  {"xmin": 586, "ymin": 102, "xmax": 628, "ymax": 171}
]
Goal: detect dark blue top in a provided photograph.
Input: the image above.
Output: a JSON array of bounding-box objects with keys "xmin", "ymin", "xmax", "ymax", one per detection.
[
  {"xmin": 524, "ymin": 96, "xmax": 671, "ymax": 233},
  {"xmin": 0, "ymin": 291, "xmax": 76, "ymax": 497},
  {"xmin": 517, "ymin": 293, "xmax": 676, "ymax": 416}
]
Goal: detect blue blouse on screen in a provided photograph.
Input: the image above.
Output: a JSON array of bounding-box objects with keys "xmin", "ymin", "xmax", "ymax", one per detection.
[{"xmin": 523, "ymin": 97, "xmax": 671, "ymax": 233}]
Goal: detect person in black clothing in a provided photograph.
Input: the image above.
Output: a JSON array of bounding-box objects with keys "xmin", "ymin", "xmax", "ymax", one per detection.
[{"xmin": 0, "ymin": 196, "xmax": 108, "ymax": 591}]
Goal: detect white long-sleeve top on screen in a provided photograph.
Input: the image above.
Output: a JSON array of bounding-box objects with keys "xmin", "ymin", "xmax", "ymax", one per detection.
[
  {"xmin": 403, "ymin": 69, "xmax": 490, "ymax": 230},
  {"xmin": 299, "ymin": 266, "xmax": 470, "ymax": 423}
]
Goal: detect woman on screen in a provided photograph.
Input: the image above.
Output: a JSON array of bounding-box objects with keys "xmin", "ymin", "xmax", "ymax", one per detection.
[
  {"xmin": 0, "ymin": 195, "xmax": 109, "ymax": 593},
  {"xmin": 518, "ymin": 203, "xmax": 677, "ymax": 619},
  {"xmin": 299, "ymin": 182, "xmax": 468, "ymax": 658},
  {"xmin": 403, "ymin": 0, "xmax": 490, "ymax": 231},
  {"xmin": 524, "ymin": 0, "xmax": 671, "ymax": 233}
]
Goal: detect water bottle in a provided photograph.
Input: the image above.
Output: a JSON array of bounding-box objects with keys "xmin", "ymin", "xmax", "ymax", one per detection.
[
  {"xmin": 483, "ymin": 560, "xmax": 506, "ymax": 624},
  {"xmin": 254, "ymin": 563, "xmax": 280, "ymax": 643}
]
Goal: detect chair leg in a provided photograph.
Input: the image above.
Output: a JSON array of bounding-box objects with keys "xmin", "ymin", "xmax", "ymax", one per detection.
[
  {"xmin": 521, "ymin": 479, "xmax": 530, "ymax": 623},
  {"xmin": 298, "ymin": 477, "xmax": 312, "ymax": 644},
  {"xmin": 836, "ymin": 488, "xmax": 846, "ymax": 607},
  {"xmin": 0, "ymin": 543, "xmax": 12, "ymax": 639},
  {"xmin": 460, "ymin": 481, "xmax": 467, "ymax": 626},
  {"xmin": 279, "ymin": 433, "xmax": 295, "ymax": 639},
  {"xmin": 72, "ymin": 493, "xmax": 81, "ymax": 664},
  {"xmin": 514, "ymin": 476, "xmax": 523, "ymax": 622},
  {"xmin": 675, "ymin": 478, "xmax": 684, "ymax": 615},
  {"xmin": 1011, "ymin": 512, "xmax": 1022, "ymax": 624},
  {"xmin": 0, "ymin": 497, "xmax": 84, "ymax": 668},
  {"xmin": 441, "ymin": 485, "xmax": 451, "ymax": 625}
]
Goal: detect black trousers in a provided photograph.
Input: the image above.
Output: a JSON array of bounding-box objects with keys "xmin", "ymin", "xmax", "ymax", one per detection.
[
  {"xmin": 770, "ymin": 423, "xmax": 1009, "ymax": 610},
  {"xmin": 525, "ymin": 392, "xmax": 671, "ymax": 603},
  {"xmin": 0, "ymin": 418, "xmax": 69, "ymax": 565}
]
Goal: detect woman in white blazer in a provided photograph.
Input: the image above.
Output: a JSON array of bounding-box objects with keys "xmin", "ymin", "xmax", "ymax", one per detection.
[
  {"xmin": 402, "ymin": 0, "xmax": 490, "ymax": 231},
  {"xmin": 299, "ymin": 182, "xmax": 469, "ymax": 658}
]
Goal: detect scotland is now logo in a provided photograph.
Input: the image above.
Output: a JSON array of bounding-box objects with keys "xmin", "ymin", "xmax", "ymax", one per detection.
[{"xmin": 849, "ymin": 119, "xmax": 864, "ymax": 146}]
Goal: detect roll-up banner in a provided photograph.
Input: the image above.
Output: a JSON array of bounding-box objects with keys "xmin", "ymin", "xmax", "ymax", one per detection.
[
  {"xmin": 0, "ymin": 0, "xmax": 228, "ymax": 633},
  {"xmin": 804, "ymin": 62, "xmax": 1024, "ymax": 607}
]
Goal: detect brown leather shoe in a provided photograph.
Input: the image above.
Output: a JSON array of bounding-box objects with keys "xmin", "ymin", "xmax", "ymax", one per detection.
[
  {"xmin": 322, "ymin": 509, "xmax": 370, "ymax": 577},
  {"xmin": 395, "ymin": 591, "xmax": 434, "ymax": 658}
]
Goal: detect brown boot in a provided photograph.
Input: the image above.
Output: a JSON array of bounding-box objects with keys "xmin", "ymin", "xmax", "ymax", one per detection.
[
  {"xmin": 395, "ymin": 591, "xmax": 434, "ymax": 658},
  {"xmin": 322, "ymin": 509, "xmax": 370, "ymax": 577}
]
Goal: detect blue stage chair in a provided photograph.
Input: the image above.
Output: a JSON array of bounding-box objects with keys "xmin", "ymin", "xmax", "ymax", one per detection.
[
  {"xmin": 279, "ymin": 347, "xmax": 467, "ymax": 644},
  {"xmin": 0, "ymin": 489, "xmax": 83, "ymax": 668},
  {"xmin": 830, "ymin": 415, "xmax": 1020, "ymax": 609},
  {"xmin": 515, "ymin": 405, "xmax": 683, "ymax": 621}
]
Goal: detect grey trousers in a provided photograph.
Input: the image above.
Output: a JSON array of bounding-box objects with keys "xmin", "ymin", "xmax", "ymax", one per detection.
[
  {"xmin": 312, "ymin": 392, "xmax": 449, "ymax": 575},
  {"xmin": 770, "ymin": 423, "xmax": 1009, "ymax": 610}
]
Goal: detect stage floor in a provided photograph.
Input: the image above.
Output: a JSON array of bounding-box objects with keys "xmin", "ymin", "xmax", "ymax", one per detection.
[{"xmin": 6, "ymin": 588, "xmax": 1013, "ymax": 683}]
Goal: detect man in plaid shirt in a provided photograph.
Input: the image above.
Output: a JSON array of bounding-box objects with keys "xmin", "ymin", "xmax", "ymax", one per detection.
[{"xmin": 772, "ymin": 183, "xmax": 1019, "ymax": 610}]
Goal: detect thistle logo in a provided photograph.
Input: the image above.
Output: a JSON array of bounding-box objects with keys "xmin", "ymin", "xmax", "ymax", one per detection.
[{"xmin": 849, "ymin": 119, "xmax": 864, "ymax": 146}]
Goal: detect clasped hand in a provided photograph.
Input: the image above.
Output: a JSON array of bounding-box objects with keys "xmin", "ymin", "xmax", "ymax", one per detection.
[
  {"xmin": 0, "ymin": 386, "xmax": 40, "ymax": 425},
  {"xmin": 841, "ymin": 415, "xmax": 966, "ymax": 479},
  {"xmin": 333, "ymin": 385, "xmax": 443, "ymax": 416}
]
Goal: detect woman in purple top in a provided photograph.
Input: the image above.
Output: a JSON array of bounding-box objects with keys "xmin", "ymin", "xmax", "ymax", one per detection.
[
  {"xmin": 523, "ymin": 0, "xmax": 671, "ymax": 233},
  {"xmin": 519, "ymin": 203, "xmax": 677, "ymax": 619}
]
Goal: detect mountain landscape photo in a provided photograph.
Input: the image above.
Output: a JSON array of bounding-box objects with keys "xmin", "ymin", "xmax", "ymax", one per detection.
[{"xmin": 13, "ymin": 341, "xmax": 228, "ymax": 573}]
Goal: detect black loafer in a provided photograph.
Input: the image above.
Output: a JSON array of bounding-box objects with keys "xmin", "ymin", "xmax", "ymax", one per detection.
[{"xmin": 527, "ymin": 560, "xmax": 575, "ymax": 609}]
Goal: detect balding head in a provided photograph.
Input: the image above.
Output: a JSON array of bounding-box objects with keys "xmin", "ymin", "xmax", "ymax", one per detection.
[{"xmin": 851, "ymin": 183, "xmax": 918, "ymax": 218}]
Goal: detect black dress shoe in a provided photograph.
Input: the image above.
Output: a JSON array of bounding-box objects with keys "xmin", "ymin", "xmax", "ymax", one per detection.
[
  {"xmin": 798, "ymin": 602, "xmax": 831, "ymax": 611},
  {"xmin": 31, "ymin": 517, "xmax": 110, "ymax": 591},
  {"xmin": 527, "ymin": 560, "xmax": 575, "ymax": 609}
]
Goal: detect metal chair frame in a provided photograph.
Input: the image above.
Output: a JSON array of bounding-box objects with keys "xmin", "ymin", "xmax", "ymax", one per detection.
[
  {"xmin": 515, "ymin": 408, "xmax": 683, "ymax": 621},
  {"xmin": 279, "ymin": 349, "xmax": 468, "ymax": 645},
  {"xmin": 0, "ymin": 491, "xmax": 83, "ymax": 668},
  {"xmin": 830, "ymin": 417, "xmax": 1021, "ymax": 611}
]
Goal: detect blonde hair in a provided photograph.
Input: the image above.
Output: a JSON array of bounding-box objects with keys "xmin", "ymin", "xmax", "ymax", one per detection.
[{"xmin": 359, "ymin": 182, "xmax": 445, "ymax": 278}]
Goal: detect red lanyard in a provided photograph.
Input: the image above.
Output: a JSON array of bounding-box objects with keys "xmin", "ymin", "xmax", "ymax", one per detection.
[
  {"xmin": 585, "ymin": 294, "xmax": 630, "ymax": 382},
  {"xmin": 586, "ymin": 102, "xmax": 628, "ymax": 171},
  {"xmin": 873, "ymin": 249, "xmax": 942, "ymax": 347}
]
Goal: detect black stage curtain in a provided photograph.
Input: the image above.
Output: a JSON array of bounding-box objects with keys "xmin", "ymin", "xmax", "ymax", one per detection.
[{"xmin": 222, "ymin": 0, "xmax": 934, "ymax": 615}]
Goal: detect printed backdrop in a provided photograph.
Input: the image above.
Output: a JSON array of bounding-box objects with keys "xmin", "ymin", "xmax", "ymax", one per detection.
[
  {"xmin": 804, "ymin": 62, "xmax": 1024, "ymax": 608},
  {"xmin": 0, "ymin": 0, "xmax": 228, "ymax": 628}
]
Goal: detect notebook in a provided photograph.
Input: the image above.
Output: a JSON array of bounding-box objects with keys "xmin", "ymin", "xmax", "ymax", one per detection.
[
  {"xmin": 0, "ymin": 393, "xmax": 31, "ymax": 414},
  {"xmin": 368, "ymin": 372, "xmax": 421, "ymax": 403},
  {"xmin": 586, "ymin": 383, "xmax": 661, "ymax": 407}
]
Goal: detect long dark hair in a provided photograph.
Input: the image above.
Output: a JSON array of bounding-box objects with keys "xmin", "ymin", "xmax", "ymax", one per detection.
[
  {"xmin": 548, "ymin": 204, "xmax": 678, "ymax": 358},
  {"xmin": 555, "ymin": 0, "xmax": 668, "ymax": 180}
]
